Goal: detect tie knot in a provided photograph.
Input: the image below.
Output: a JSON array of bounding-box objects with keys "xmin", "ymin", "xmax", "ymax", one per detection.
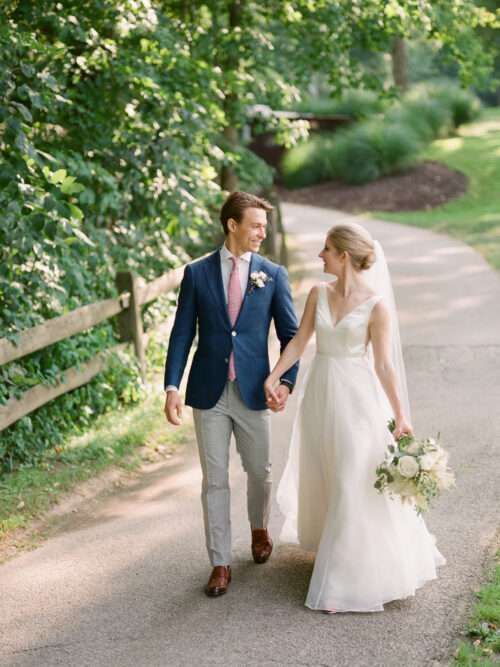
[{"xmin": 230, "ymin": 256, "xmax": 239, "ymax": 268}]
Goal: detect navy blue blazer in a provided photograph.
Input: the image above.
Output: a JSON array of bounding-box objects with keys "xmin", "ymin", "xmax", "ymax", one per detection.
[{"xmin": 164, "ymin": 249, "xmax": 299, "ymax": 410}]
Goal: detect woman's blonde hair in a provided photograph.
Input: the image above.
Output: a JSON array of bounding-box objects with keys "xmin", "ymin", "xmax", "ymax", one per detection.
[{"xmin": 327, "ymin": 223, "xmax": 376, "ymax": 271}]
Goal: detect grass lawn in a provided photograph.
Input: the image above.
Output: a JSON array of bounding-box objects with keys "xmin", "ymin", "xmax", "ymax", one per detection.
[
  {"xmin": 374, "ymin": 107, "xmax": 500, "ymax": 271},
  {"xmin": 0, "ymin": 388, "xmax": 190, "ymax": 549},
  {"xmin": 453, "ymin": 551, "xmax": 500, "ymax": 666}
]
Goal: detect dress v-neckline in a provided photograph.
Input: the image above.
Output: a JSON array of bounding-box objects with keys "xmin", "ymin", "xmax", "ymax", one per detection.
[{"xmin": 323, "ymin": 284, "xmax": 377, "ymax": 330}]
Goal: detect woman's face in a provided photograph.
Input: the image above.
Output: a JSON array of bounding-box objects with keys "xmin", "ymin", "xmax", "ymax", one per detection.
[{"xmin": 318, "ymin": 237, "xmax": 344, "ymax": 276}]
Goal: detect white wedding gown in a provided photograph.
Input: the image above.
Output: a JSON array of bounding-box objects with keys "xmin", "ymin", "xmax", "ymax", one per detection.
[{"xmin": 277, "ymin": 283, "xmax": 445, "ymax": 613}]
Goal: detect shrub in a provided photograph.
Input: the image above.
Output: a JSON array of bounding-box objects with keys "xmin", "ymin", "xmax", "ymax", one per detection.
[
  {"xmin": 294, "ymin": 89, "xmax": 387, "ymax": 121},
  {"xmin": 282, "ymin": 82, "xmax": 481, "ymax": 188},
  {"xmin": 328, "ymin": 122, "xmax": 420, "ymax": 185},
  {"xmin": 364, "ymin": 122, "xmax": 420, "ymax": 175},
  {"xmin": 387, "ymin": 99, "xmax": 453, "ymax": 142},
  {"xmin": 328, "ymin": 126, "xmax": 381, "ymax": 185},
  {"xmin": 431, "ymin": 85, "xmax": 481, "ymax": 127},
  {"xmin": 281, "ymin": 135, "xmax": 336, "ymax": 188},
  {"xmin": 282, "ymin": 119, "xmax": 420, "ymax": 187},
  {"xmin": 0, "ymin": 349, "xmax": 143, "ymax": 473},
  {"xmin": 405, "ymin": 80, "xmax": 481, "ymax": 128}
]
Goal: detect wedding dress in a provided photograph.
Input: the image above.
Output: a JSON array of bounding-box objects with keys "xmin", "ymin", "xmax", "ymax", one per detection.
[{"xmin": 277, "ymin": 282, "xmax": 445, "ymax": 613}]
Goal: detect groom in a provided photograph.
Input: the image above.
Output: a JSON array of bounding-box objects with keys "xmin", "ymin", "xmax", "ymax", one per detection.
[{"xmin": 164, "ymin": 191, "xmax": 299, "ymax": 597}]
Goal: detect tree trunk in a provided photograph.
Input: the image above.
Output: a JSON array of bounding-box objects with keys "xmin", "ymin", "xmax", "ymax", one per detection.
[
  {"xmin": 391, "ymin": 37, "xmax": 408, "ymax": 92},
  {"xmin": 220, "ymin": 125, "xmax": 239, "ymax": 192}
]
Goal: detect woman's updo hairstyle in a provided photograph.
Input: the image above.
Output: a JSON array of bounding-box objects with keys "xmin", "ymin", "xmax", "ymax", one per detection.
[{"xmin": 327, "ymin": 223, "xmax": 376, "ymax": 272}]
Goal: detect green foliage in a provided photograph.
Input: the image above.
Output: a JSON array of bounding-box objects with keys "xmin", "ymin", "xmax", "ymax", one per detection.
[
  {"xmin": 388, "ymin": 99, "xmax": 453, "ymax": 142},
  {"xmin": 379, "ymin": 107, "xmax": 500, "ymax": 272},
  {"xmin": 0, "ymin": 2, "xmax": 228, "ymax": 470},
  {"xmin": 223, "ymin": 144, "xmax": 275, "ymax": 195},
  {"xmin": 0, "ymin": 349, "xmax": 143, "ymax": 473},
  {"xmin": 454, "ymin": 551, "xmax": 500, "ymax": 665},
  {"xmin": 282, "ymin": 82, "xmax": 481, "ymax": 187},
  {"xmin": 281, "ymin": 135, "xmax": 336, "ymax": 188},
  {"xmin": 294, "ymin": 89, "xmax": 389, "ymax": 121},
  {"xmin": 411, "ymin": 80, "xmax": 482, "ymax": 127},
  {"xmin": 329, "ymin": 126, "xmax": 383, "ymax": 185}
]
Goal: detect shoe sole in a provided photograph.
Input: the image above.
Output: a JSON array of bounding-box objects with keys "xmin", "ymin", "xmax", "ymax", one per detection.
[
  {"xmin": 252, "ymin": 546, "xmax": 273, "ymax": 564},
  {"xmin": 205, "ymin": 587, "xmax": 228, "ymax": 597}
]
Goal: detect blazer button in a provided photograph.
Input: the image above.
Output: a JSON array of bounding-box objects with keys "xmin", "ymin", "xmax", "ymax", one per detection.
[{"xmin": 231, "ymin": 331, "xmax": 237, "ymax": 337}]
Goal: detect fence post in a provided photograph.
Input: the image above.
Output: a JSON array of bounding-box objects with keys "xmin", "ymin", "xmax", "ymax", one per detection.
[
  {"xmin": 115, "ymin": 271, "xmax": 146, "ymax": 382},
  {"xmin": 261, "ymin": 189, "xmax": 287, "ymax": 266}
]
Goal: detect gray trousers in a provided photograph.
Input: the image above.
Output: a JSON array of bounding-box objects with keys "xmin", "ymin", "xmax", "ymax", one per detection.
[{"xmin": 193, "ymin": 381, "xmax": 272, "ymax": 566}]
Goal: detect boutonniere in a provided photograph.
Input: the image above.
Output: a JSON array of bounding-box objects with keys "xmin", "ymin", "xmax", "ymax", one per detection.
[{"xmin": 248, "ymin": 271, "xmax": 273, "ymax": 294}]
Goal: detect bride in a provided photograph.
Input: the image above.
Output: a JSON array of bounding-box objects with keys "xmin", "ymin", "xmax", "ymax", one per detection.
[{"xmin": 264, "ymin": 223, "xmax": 445, "ymax": 613}]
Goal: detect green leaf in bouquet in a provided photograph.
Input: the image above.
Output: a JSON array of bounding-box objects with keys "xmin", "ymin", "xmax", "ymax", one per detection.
[
  {"xmin": 387, "ymin": 418, "xmax": 396, "ymax": 434},
  {"xmin": 398, "ymin": 434, "xmax": 414, "ymax": 450}
]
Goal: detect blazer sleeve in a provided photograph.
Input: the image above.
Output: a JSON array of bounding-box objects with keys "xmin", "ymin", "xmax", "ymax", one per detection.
[
  {"xmin": 164, "ymin": 264, "xmax": 197, "ymax": 390},
  {"xmin": 271, "ymin": 265, "xmax": 299, "ymax": 391}
]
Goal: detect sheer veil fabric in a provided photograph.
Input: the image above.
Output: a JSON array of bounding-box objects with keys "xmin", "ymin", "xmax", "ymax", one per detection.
[
  {"xmin": 277, "ymin": 239, "xmax": 444, "ymax": 613},
  {"xmin": 365, "ymin": 240, "xmax": 411, "ymax": 420}
]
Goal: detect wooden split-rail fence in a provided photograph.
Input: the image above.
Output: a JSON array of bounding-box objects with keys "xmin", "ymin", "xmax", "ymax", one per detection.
[{"xmin": 0, "ymin": 200, "xmax": 287, "ymax": 434}]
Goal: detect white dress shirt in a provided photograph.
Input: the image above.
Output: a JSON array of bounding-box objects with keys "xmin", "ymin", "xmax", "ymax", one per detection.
[{"xmin": 166, "ymin": 245, "xmax": 252, "ymax": 392}]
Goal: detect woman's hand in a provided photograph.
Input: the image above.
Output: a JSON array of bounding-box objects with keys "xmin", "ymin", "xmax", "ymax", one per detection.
[
  {"xmin": 393, "ymin": 416, "xmax": 413, "ymax": 440},
  {"xmin": 264, "ymin": 376, "xmax": 280, "ymax": 410}
]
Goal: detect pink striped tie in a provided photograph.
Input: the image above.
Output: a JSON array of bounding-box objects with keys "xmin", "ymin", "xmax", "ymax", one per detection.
[{"xmin": 227, "ymin": 256, "xmax": 243, "ymax": 381}]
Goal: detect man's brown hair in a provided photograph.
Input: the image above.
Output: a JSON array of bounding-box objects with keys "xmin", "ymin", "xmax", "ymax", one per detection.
[{"xmin": 220, "ymin": 191, "xmax": 273, "ymax": 235}]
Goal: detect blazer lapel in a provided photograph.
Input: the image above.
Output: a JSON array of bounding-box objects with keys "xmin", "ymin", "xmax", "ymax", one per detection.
[
  {"xmin": 234, "ymin": 253, "xmax": 261, "ymax": 327},
  {"xmin": 205, "ymin": 251, "xmax": 231, "ymax": 328}
]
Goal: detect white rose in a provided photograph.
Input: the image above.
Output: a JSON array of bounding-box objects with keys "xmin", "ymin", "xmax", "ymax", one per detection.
[
  {"xmin": 398, "ymin": 455, "xmax": 419, "ymax": 479},
  {"xmin": 256, "ymin": 279, "xmax": 265, "ymax": 288},
  {"xmin": 419, "ymin": 453, "xmax": 437, "ymax": 471},
  {"xmin": 407, "ymin": 441, "xmax": 420, "ymax": 455},
  {"xmin": 251, "ymin": 272, "xmax": 258, "ymax": 280}
]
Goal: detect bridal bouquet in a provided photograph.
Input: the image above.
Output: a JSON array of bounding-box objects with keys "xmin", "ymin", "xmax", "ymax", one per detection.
[{"xmin": 374, "ymin": 420, "xmax": 455, "ymax": 514}]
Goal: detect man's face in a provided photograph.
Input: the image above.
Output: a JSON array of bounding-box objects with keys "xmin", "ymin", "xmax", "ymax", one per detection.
[{"xmin": 227, "ymin": 207, "xmax": 267, "ymax": 253}]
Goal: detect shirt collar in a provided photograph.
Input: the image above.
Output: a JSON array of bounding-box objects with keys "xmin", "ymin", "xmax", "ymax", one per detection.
[{"xmin": 220, "ymin": 243, "xmax": 252, "ymax": 264}]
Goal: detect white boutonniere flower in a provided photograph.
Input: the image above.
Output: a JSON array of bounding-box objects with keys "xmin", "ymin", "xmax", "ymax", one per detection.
[{"xmin": 248, "ymin": 271, "xmax": 273, "ymax": 294}]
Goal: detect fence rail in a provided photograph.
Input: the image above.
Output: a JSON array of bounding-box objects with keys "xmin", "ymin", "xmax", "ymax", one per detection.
[
  {"xmin": 0, "ymin": 195, "xmax": 287, "ymax": 434},
  {"xmin": 0, "ymin": 294, "xmax": 131, "ymax": 368}
]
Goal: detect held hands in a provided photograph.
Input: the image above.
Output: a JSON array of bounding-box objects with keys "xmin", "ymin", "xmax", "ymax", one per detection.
[
  {"xmin": 264, "ymin": 377, "xmax": 290, "ymax": 413},
  {"xmin": 393, "ymin": 415, "xmax": 413, "ymax": 440},
  {"xmin": 164, "ymin": 390, "xmax": 183, "ymax": 426}
]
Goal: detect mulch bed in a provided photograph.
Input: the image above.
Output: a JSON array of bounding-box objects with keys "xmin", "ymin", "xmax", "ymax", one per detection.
[{"xmin": 277, "ymin": 160, "xmax": 468, "ymax": 213}]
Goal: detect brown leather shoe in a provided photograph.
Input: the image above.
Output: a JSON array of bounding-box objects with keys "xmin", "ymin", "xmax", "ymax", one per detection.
[
  {"xmin": 251, "ymin": 528, "xmax": 273, "ymax": 564},
  {"xmin": 205, "ymin": 566, "xmax": 232, "ymax": 597}
]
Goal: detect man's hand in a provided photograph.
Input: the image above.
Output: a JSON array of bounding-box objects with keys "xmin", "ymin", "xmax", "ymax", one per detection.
[
  {"xmin": 164, "ymin": 390, "xmax": 183, "ymax": 426},
  {"xmin": 264, "ymin": 380, "xmax": 290, "ymax": 413}
]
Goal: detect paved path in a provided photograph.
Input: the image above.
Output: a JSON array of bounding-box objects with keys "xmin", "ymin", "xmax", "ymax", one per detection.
[{"xmin": 1, "ymin": 203, "xmax": 500, "ymax": 667}]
